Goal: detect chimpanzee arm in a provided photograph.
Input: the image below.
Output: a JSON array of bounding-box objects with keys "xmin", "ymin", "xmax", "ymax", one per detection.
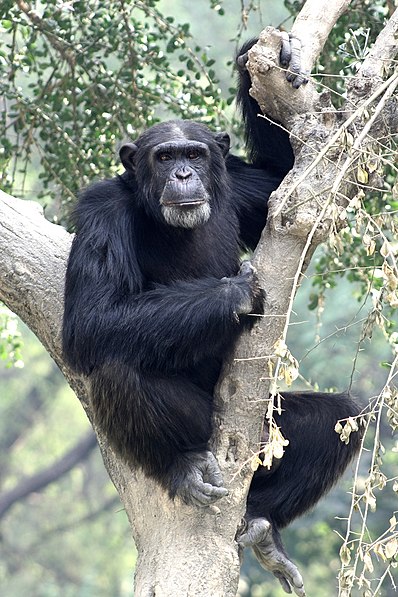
[
  {"xmin": 227, "ymin": 154, "xmax": 280, "ymax": 250},
  {"xmin": 236, "ymin": 38, "xmax": 295, "ymax": 176},
  {"xmin": 236, "ymin": 34, "xmax": 309, "ymax": 177},
  {"xmin": 232, "ymin": 37, "xmax": 295, "ymax": 250},
  {"xmin": 63, "ymin": 239, "xmax": 262, "ymax": 375},
  {"xmin": 232, "ymin": 35, "xmax": 310, "ymax": 248}
]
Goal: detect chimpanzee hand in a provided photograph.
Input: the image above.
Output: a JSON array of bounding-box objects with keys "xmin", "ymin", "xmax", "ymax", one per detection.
[
  {"xmin": 236, "ymin": 32, "xmax": 309, "ymax": 89},
  {"xmin": 237, "ymin": 517, "xmax": 306, "ymax": 596},
  {"xmin": 279, "ymin": 32, "xmax": 309, "ymax": 88},
  {"xmin": 226, "ymin": 260, "xmax": 264, "ymax": 316},
  {"xmin": 173, "ymin": 451, "xmax": 228, "ymax": 508}
]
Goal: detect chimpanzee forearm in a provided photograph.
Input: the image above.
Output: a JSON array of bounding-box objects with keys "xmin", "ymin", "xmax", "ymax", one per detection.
[
  {"xmin": 103, "ymin": 278, "xmax": 252, "ymax": 367},
  {"xmin": 63, "ymin": 261, "xmax": 262, "ymax": 374}
]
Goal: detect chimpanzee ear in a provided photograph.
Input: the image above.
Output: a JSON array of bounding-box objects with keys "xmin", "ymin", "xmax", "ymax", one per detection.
[
  {"xmin": 214, "ymin": 132, "xmax": 230, "ymax": 157},
  {"xmin": 119, "ymin": 143, "xmax": 138, "ymax": 171}
]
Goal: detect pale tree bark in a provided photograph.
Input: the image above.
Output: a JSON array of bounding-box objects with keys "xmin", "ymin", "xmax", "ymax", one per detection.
[{"xmin": 0, "ymin": 1, "xmax": 397, "ymax": 595}]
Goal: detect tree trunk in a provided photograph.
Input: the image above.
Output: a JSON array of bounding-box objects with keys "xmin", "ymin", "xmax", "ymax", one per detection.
[{"xmin": 0, "ymin": 1, "xmax": 396, "ymax": 594}]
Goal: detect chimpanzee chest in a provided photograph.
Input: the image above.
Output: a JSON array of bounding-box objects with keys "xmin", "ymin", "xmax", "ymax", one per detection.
[{"xmin": 137, "ymin": 213, "xmax": 241, "ymax": 285}]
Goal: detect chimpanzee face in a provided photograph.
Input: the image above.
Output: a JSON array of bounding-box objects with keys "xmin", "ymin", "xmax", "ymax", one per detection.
[
  {"xmin": 151, "ymin": 139, "xmax": 212, "ymax": 228},
  {"xmin": 119, "ymin": 121, "xmax": 230, "ymax": 229}
]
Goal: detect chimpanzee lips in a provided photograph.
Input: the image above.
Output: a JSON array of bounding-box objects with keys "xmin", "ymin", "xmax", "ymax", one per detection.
[
  {"xmin": 161, "ymin": 199, "xmax": 206, "ymax": 207},
  {"xmin": 160, "ymin": 179, "xmax": 209, "ymax": 209}
]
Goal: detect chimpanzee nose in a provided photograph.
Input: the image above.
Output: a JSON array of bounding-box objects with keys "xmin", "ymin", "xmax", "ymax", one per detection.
[{"xmin": 175, "ymin": 168, "xmax": 192, "ymax": 180}]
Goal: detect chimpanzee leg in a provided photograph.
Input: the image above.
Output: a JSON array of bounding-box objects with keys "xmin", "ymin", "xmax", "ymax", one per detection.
[
  {"xmin": 238, "ymin": 391, "xmax": 361, "ymax": 595},
  {"xmin": 248, "ymin": 391, "xmax": 361, "ymax": 526},
  {"xmin": 90, "ymin": 362, "xmax": 228, "ymax": 506}
]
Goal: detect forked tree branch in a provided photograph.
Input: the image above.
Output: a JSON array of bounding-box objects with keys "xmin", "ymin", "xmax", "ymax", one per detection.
[
  {"xmin": 290, "ymin": 0, "xmax": 352, "ymax": 74},
  {"xmin": 357, "ymin": 7, "xmax": 398, "ymax": 79},
  {"xmin": 348, "ymin": 7, "xmax": 398, "ymax": 105}
]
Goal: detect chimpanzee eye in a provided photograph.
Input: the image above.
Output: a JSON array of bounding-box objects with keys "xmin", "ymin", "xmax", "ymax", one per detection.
[
  {"xmin": 187, "ymin": 150, "xmax": 200, "ymax": 160},
  {"xmin": 158, "ymin": 153, "xmax": 172, "ymax": 161}
]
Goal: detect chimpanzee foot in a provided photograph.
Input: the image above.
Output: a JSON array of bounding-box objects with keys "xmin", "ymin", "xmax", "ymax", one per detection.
[
  {"xmin": 237, "ymin": 517, "xmax": 305, "ymax": 596},
  {"xmin": 173, "ymin": 451, "xmax": 228, "ymax": 508}
]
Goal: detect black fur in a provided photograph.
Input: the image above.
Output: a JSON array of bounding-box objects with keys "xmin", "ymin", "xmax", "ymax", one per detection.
[
  {"xmin": 248, "ymin": 392, "xmax": 360, "ymax": 544},
  {"xmin": 236, "ymin": 38, "xmax": 295, "ymax": 175},
  {"xmin": 62, "ymin": 39, "xmax": 360, "ymax": 554}
]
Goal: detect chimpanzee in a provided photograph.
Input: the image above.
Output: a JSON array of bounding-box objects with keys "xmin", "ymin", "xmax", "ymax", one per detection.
[{"xmin": 62, "ymin": 37, "xmax": 360, "ymax": 595}]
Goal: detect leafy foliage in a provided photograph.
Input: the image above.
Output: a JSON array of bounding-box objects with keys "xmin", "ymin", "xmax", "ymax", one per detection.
[
  {"xmin": 0, "ymin": 0, "xmax": 227, "ymax": 218},
  {"xmin": 0, "ymin": 305, "xmax": 23, "ymax": 367}
]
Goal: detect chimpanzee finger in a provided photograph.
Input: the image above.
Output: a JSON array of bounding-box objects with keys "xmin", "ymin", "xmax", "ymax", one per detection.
[
  {"xmin": 274, "ymin": 571, "xmax": 293, "ymax": 594},
  {"xmin": 189, "ymin": 482, "xmax": 228, "ymax": 507},
  {"xmin": 200, "ymin": 481, "xmax": 228, "ymax": 500},
  {"xmin": 236, "ymin": 51, "xmax": 249, "ymax": 71},
  {"xmin": 189, "ymin": 487, "xmax": 216, "ymax": 507},
  {"xmin": 285, "ymin": 35, "xmax": 302, "ymax": 83},
  {"xmin": 200, "ymin": 450, "xmax": 226, "ymax": 487},
  {"xmin": 291, "ymin": 71, "xmax": 310, "ymax": 89},
  {"xmin": 279, "ymin": 31, "xmax": 291, "ymax": 67},
  {"xmin": 277, "ymin": 560, "xmax": 305, "ymax": 597}
]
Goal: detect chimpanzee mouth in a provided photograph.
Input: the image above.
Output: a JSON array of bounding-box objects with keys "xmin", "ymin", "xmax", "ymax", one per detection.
[
  {"xmin": 162, "ymin": 199, "xmax": 206, "ymax": 208},
  {"xmin": 161, "ymin": 201, "xmax": 211, "ymax": 228}
]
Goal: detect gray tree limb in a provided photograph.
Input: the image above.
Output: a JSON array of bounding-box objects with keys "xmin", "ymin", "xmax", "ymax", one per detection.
[{"xmin": 0, "ymin": 431, "xmax": 97, "ymax": 519}]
